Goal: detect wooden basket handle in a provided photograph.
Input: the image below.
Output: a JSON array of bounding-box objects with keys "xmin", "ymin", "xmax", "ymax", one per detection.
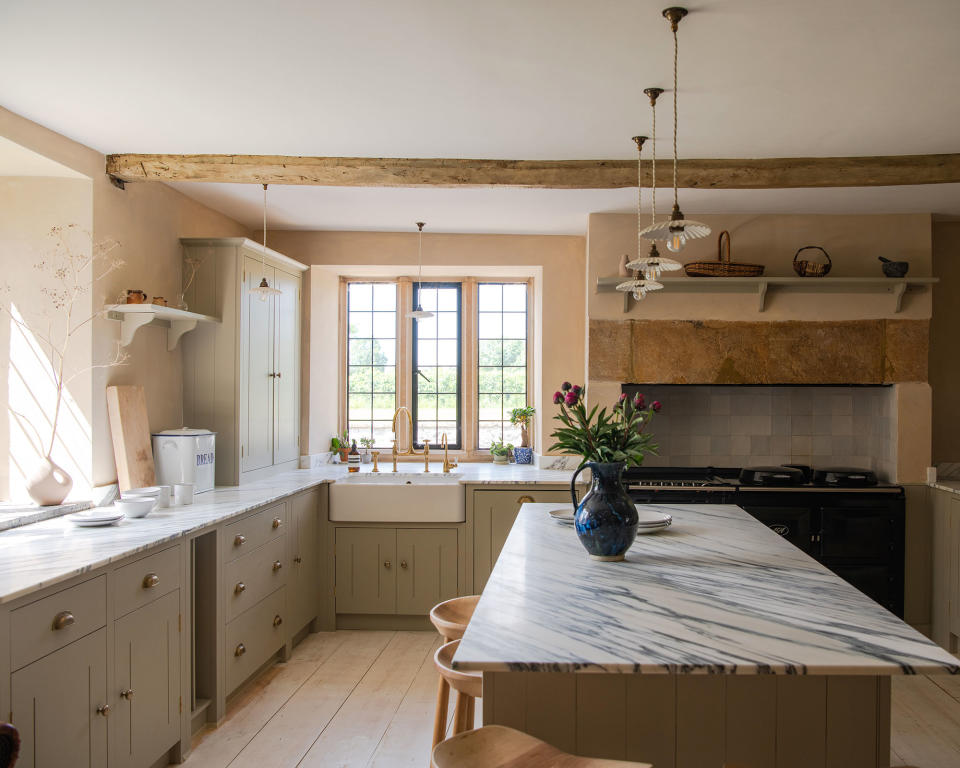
[
  {"xmin": 717, "ymin": 230, "xmax": 731, "ymax": 264},
  {"xmin": 793, "ymin": 246, "xmax": 831, "ymax": 265}
]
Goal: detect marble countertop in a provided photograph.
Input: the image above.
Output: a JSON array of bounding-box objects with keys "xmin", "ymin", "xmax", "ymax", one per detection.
[
  {"xmin": 931, "ymin": 480, "xmax": 960, "ymax": 497},
  {"xmin": 453, "ymin": 503, "xmax": 960, "ymax": 676},
  {"xmin": 0, "ymin": 500, "xmax": 92, "ymax": 532},
  {"xmin": 0, "ymin": 462, "xmax": 575, "ymax": 605}
]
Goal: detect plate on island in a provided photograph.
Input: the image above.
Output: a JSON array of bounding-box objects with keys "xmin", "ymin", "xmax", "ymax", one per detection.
[
  {"xmin": 68, "ymin": 509, "xmax": 124, "ymax": 527},
  {"xmin": 547, "ymin": 507, "xmax": 672, "ymax": 533},
  {"xmin": 547, "ymin": 507, "xmax": 576, "ymax": 525}
]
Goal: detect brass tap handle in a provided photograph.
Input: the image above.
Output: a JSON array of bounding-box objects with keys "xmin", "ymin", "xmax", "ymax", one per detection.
[
  {"xmin": 52, "ymin": 611, "xmax": 75, "ymax": 631},
  {"xmin": 372, "ymin": 451, "xmax": 380, "ymax": 472},
  {"xmin": 423, "ymin": 440, "xmax": 430, "ymax": 472},
  {"xmin": 392, "ymin": 440, "xmax": 398, "ymax": 472},
  {"xmin": 142, "ymin": 573, "xmax": 160, "ymax": 589}
]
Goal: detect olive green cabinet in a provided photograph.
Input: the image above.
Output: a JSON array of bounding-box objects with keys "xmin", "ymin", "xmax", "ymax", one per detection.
[
  {"xmin": 289, "ymin": 489, "xmax": 322, "ymax": 631},
  {"xmin": 472, "ymin": 488, "xmax": 572, "ymax": 593},
  {"xmin": 932, "ymin": 489, "xmax": 960, "ymax": 651},
  {"xmin": 335, "ymin": 527, "xmax": 458, "ymax": 615},
  {"xmin": 11, "ymin": 627, "xmax": 109, "ymax": 768},
  {"xmin": 113, "ymin": 590, "xmax": 181, "ymax": 768}
]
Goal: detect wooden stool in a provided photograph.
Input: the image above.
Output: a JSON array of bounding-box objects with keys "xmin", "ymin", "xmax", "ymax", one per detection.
[
  {"xmin": 432, "ymin": 639, "xmax": 482, "ymax": 754},
  {"xmin": 432, "ymin": 725, "xmax": 652, "ymax": 768},
  {"xmin": 429, "ymin": 595, "xmax": 480, "ymax": 641}
]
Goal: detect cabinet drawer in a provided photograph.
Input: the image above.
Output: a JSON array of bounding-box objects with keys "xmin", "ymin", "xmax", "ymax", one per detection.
[
  {"xmin": 11, "ymin": 575, "xmax": 107, "ymax": 670},
  {"xmin": 224, "ymin": 535, "xmax": 287, "ymax": 621},
  {"xmin": 225, "ymin": 586, "xmax": 286, "ymax": 694},
  {"xmin": 224, "ymin": 502, "xmax": 287, "ymax": 562},
  {"xmin": 114, "ymin": 545, "xmax": 181, "ymax": 618}
]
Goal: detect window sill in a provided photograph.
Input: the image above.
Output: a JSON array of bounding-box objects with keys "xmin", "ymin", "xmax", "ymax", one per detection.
[{"xmin": 0, "ymin": 500, "xmax": 93, "ymax": 532}]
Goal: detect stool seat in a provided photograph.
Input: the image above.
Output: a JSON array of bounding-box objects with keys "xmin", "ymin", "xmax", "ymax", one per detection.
[
  {"xmin": 432, "ymin": 725, "xmax": 652, "ymax": 768},
  {"xmin": 430, "ymin": 595, "xmax": 480, "ymax": 641},
  {"xmin": 434, "ymin": 639, "xmax": 482, "ymax": 700}
]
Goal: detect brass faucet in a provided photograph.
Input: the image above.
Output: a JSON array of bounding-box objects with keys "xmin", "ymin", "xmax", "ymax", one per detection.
[
  {"xmin": 423, "ymin": 440, "xmax": 430, "ymax": 472},
  {"xmin": 440, "ymin": 433, "xmax": 459, "ymax": 473},
  {"xmin": 371, "ymin": 451, "xmax": 380, "ymax": 473},
  {"xmin": 391, "ymin": 440, "xmax": 399, "ymax": 472},
  {"xmin": 391, "ymin": 406, "xmax": 420, "ymax": 455}
]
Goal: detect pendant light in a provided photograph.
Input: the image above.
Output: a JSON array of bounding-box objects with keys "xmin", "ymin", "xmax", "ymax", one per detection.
[
  {"xmin": 628, "ymin": 87, "xmax": 681, "ymax": 280},
  {"xmin": 406, "ymin": 221, "xmax": 434, "ymax": 320},
  {"xmin": 250, "ymin": 183, "xmax": 281, "ymax": 301},
  {"xmin": 639, "ymin": 7, "xmax": 711, "ymax": 253},
  {"xmin": 616, "ymin": 136, "xmax": 663, "ymax": 301}
]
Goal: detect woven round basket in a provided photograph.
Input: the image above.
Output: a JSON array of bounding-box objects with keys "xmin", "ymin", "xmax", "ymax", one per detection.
[
  {"xmin": 684, "ymin": 230, "xmax": 765, "ymax": 277},
  {"xmin": 793, "ymin": 246, "xmax": 832, "ymax": 277}
]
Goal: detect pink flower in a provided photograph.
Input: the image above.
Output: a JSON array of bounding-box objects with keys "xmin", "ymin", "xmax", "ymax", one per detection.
[
  {"xmin": 564, "ymin": 391, "xmax": 579, "ymax": 406},
  {"xmin": 652, "ymin": 400, "xmax": 662, "ymax": 412},
  {"xmin": 571, "ymin": 384, "xmax": 582, "ymax": 396},
  {"xmin": 633, "ymin": 393, "xmax": 645, "ymax": 409},
  {"xmin": 553, "ymin": 391, "xmax": 563, "ymax": 405},
  {"xmin": 561, "ymin": 381, "xmax": 572, "ymax": 392},
  {"xmin": 618, "ymin": 393, "xmax": 628, "ymax": 403}
]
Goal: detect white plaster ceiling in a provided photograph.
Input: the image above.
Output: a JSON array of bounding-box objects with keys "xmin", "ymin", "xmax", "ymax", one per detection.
[{"xmin": 3, "ymin": 0, "xmax": 960, "ymax": 232}]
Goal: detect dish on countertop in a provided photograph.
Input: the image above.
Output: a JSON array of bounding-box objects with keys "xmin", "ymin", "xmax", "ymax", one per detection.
[
  {"xmin": 547, "ymin": 506, "xmax": 672, "ymax": 532},
  {"xmin": 68, "ymin": 509, "xmax": 125, "ymax": 527}
]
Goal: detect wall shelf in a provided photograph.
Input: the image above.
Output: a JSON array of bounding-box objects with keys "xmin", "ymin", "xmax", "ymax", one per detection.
[
  {"xmin": 596, "ymin": 276, "xmax": 939, "ymax": 314},
  {"xmin": 105, "ymin": 304, "xmax": 220, "ymax": 350}
]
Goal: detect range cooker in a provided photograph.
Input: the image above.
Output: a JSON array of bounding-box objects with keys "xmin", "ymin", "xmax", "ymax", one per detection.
[{"xmin": 625, "ymin": 466, "xmax": 905, "ymax": 617}]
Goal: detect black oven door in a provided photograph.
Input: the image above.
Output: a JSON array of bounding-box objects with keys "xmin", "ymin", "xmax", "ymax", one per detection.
[
  {"xmin": 737, "ymin": 504, "xmax": 817, "ymax": 556},
  {"xmin": 819, "ymin": 506, "xmax": 900, "ymax": 560}
]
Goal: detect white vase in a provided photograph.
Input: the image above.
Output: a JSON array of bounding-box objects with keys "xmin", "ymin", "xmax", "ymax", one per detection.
[{"xmin": 26, "ymin": 456, "xmax": 73, "ymax": 506}]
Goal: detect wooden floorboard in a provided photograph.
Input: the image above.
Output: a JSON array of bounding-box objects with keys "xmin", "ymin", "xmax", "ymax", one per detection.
[{"xmin": 179, "ymin": 630, "xmax": 960, "ymax": 768}]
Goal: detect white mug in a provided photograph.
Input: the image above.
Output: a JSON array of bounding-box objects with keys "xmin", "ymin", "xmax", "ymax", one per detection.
[
  {"xmin": 174, "ymin": 483, "xmax": 194, "ymax": 506},
  {"xmin": 156, "ymin": 485, "xmax": 172, "ymax": 508}
]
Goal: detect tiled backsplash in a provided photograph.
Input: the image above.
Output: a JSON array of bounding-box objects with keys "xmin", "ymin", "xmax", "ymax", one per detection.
[{"xmin": 624, "ymin": 385, "xmax": 897, "ymax": 481}]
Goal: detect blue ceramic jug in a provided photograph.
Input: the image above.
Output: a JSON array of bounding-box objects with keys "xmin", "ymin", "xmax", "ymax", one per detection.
[{"xmin": 569, "ymin": 462, "xmax": 638, "ymax": 561}]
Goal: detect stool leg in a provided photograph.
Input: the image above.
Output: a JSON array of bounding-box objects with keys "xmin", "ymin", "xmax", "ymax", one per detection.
[
  {"xmin": 432, "ymin": 676, "xmax": 450, "ymax": 751},
  {"xmin": 453, "ymin": 692, "xmax": 472, "ymax": 735},
  {"xmin": 465, "ymin": 695, "xmax": 476, "ymax": 730}
]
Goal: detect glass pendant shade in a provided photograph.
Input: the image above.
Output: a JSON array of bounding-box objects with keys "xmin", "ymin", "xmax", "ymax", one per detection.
[
  {"xmin": 615, "ymin": 277, "xmax": 663, "ymax": 301},
  {"xmin": 627, "ymin": 243, "xmax": 681, "ymax": 279},
  {"xmin": 252, "ymin": 276, "xmax": 281, "ymax": 302},
  {"xmin": 639, "ymin": 205, "xmax": 711, "ymax": 253}
]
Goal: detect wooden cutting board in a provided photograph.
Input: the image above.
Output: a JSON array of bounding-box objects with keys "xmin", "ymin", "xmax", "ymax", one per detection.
[{"xmin": 106, "ymin": 384, "xmax": 156, "ymax": 491}]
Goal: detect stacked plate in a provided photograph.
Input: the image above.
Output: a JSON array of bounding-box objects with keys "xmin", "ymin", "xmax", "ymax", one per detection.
[
  {"xmin": 67, "ymin": 508, "xmax": 124, "ymax": 527},
  {"xmin": 547, "ymin": 506, "xmax": 673, "ymax": 534}
]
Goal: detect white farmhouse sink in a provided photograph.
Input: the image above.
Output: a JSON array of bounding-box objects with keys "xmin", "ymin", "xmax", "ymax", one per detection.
[{"xmin": 329, "ymin": 469, "xmax": 465, "ymax": 522}]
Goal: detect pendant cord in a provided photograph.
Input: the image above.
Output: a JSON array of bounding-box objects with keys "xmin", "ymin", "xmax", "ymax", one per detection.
[
  {"xmin": 651, "ymin": 98, "xmax": 657, "ymax": 225},
  {"xmin": 262, "ymin": 183, "xmax": 268, "ymax": 276},
  {"xmin": 672, "ymin": 24, "xmax": 679, "ymax": 211},
  {"xmin": 636, "ymin": 143, "xmax": 642, "ymax": 257}
]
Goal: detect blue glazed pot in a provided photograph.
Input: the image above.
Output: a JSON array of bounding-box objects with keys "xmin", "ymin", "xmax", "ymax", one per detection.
[
  {"xmin": 513, "ymin": 446, "xmax": 533, "ymax": 464},
  {"xmin": 569, "ymin": 462, "xmax": 638, "ymax": 561}
]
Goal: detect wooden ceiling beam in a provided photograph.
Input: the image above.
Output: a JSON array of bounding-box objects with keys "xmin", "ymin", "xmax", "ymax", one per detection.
[{"xmin": 105, "ymin": 152, "xmax": 960, "ymax": 190}]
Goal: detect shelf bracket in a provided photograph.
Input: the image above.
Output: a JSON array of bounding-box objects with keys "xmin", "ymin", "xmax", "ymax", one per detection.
[
  {"xmin": 757, "ymin": 281, "xmax": 768, "ymax": 312},
  {"xmin": 168, "ymin": 318, "xmax": 199, "ymax": 351},
  {"xmin": 891, "ymin": 282, "xmax": 907, "ymax": 313},
  {"xmin": 109, "ymin": 310, "xmax": 156, "ymax": 347}
]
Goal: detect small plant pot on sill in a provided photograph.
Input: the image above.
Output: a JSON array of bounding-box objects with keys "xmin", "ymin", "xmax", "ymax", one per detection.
[
  {"xmin": 492, "ymin": 454, "xmax": 510, "ymax": 465},
  {"xmin": 513, "ymin": 446, "xmax": 533, "ymax": 464}
]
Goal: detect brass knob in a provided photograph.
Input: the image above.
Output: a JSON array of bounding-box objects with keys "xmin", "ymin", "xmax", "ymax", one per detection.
[
  {"xmin": 235, "ymin": 643, "xmax": 246, "ymax": 657},
  {"xmin": 272, "ymin": 560, "xmax": 282, "ymax": 572},
  {"xmin": 234, "ymin": 534, "xmax": 246, "ymax": 546},
  {"xmin": 273, "ymin": 614, "xmax": 283, "ymax": 627},
  {"xmin": 120, "ymin": 688, "xmax": 134, "ymax": 700},
  {"xmin": 400, "ymin": 560, "xmax": 408, "ymax": 569},
  {"xmin": 142, "ymin": 573, "xmax": 160, "ymax": 588},
  {"xmin": 52, "ymin": 611, "xmax": 75, "ymax": 630},
  {"xmin": 97, "ymin": 704, "xmax": 111, "ymax": 717},
  {"xmin": 293, "ymin": 556, "xmax": 302, "ymax": 564},
  {"xmin": 517, "ymin": 495, "xmax": 535, "ymax": 505},
  {"xmin": 272, "ymin": 517, "xmax": 282, "ymax": 529},
  {"xmin": 235, "ymin": 582, "xmax": 246, "ymax": 594},
  {"xmin": 384, "ymin": 560, "xmax": 391, "ymax": 569}
]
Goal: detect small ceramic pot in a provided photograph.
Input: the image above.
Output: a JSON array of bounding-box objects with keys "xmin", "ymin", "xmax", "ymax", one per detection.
[
  {"xmin": 126, "ymin": 289, "xmax": 146, "ymax": 304},
  {"xmin": 492, "ymin": 454, "xmax": 509, "ymax": 465},
  {"xmin": 513, "ymin": 446, "xmax": 533, "ymax": 465}
]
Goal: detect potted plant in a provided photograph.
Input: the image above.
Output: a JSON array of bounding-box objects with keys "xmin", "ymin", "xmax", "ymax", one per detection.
[
  {"xmin": 510, "ymin": 406, "xmax": 536, "ymax": 464},
  {"xmin": 550, "ymin": 382, "xmax": 661, "ymax": 561},
  {"xmin": 358, "ymin": 436, "xmax": 375, "ymax": 464},
  {"xmin": 330, "ymin": 430, "xmax": 350, "ymax": 463},
  {"xmin": 489, "ymin": 440, "xmax": 513, "ymax": 465}
]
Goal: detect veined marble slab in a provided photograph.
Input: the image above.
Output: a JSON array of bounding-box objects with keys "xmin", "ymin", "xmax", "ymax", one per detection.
[
  {"xmin": 0, "ymin": 500, "xmax": 92, "ymax": 532},
  {"xmin": 931, "ymin": 479, "xmax": 960, "ymax": 497},
  {"xmin": 454, "ymin": 503, "xmax": 960, "ymax": 676}
]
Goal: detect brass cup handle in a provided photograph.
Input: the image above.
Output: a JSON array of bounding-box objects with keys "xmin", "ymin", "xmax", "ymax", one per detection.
[
  {"xmin": 234, "ymin": 534, "xmax": 246, "ymax": 546},
  {"xmin": 97, "ymin": 704, "xmax": 111, "ymax": 717},
  {"xmin": 517, "ymin": 495, "xmax": 535, "ymax": 505},
  {"xmin": 120, "ymin": 688, "xmax": 134, "ymax": 700},
  {"xmin": 142, "ymin": 573, "xmax": 160, "ymax": 588},
  {"xmin": 52, "ymin": 611, "xmax": 75, "ymax": 631},
  {"xmin": 235, "ymin": 582, "xmax": 246, "ymax": 594},
  {"xmin": 272, "ymin": 517, "xmax": 282, "ymax": 529},
  {"xmin": 383, "ymin": 560, "xmax": 391, "ymax": 569},
  {"xmin": 273, "ymin": 614, "xmax": 283, "ymax": 627},
  {"xmin": 235, "ymin": 643, "xmax": 246, "ymax": 657},
  {"xmin": 272, "ymin": 560, "xmax": 283, "ymax": 572},
  {"xmin": 400, "ymin": 560, "xmax": 408, "ymax": 569}
]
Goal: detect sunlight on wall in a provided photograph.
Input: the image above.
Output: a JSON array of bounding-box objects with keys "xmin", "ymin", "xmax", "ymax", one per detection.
[{"xmin": 7, "ymin": 304, "xmax": 91, "ymax": 502}]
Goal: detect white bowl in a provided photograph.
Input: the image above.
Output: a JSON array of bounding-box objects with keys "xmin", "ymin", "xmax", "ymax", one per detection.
[
  {"xmin": 113, "ymin": 498, "xmax": 156, "ymax": 518},
  {"xmin": 122, "ymin": 486, "xmax": 161, "ymax": 498}
]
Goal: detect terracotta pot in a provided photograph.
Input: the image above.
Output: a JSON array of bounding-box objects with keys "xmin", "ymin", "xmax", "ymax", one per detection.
[
  {"xmin": 26, "ymin": 456, "xmax": 73, "ymax": 506},
  {"xmin": 339, "ymin": 448, "xmax": 349, "ymax": 463}
]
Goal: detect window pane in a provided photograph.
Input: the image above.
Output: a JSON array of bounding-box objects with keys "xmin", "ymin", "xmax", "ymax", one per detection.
[
  {"xmin": 372, "ymin": 421, "xmax": 394, "ymax": 447},
  {"xmin": 477, "ymin": 283, "xmax": 529, "ymax": 450},
  {"xmin": 346, "ymin": 282, "xmax": 397, "ymax": 448},
  {"xmin": 413, "ymin": 283, "xmax": 461, "ymax": 448}
]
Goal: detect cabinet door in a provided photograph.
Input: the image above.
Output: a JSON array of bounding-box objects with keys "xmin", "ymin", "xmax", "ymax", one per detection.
[
  {"xmin": 932, "ymin": 490, "xmax": 954, "ymax": 648},
  {"xmin": 113, "ymin": 590, "xmax": 181, "ymax": 768},
  {"xmin": 397, "ymin": 529, "xmax": 459, "ymax": 615},
  {"xmin": 11, "ymin": 628, "xmax": 108, "ymax": 768},
  {"xmin": 951, "ymin": 497, "xmax": 960, "ymax": 638},
  {"xmin": 290, "ymin": 490, "xmax": 321, "ymax": 630},
  {"xmin": 335, "ymin": 528, "xmax": 397, "ymax": 614},
  {"xmin": 273, "ymin": 267, "xmax": 300, "ymax": 465},
  {"xmin": 473, "ymin": 489, "xmax": 570, "ymax": 593},
  {"xmin": 241, "ymin": 256, "xmax": 275, "ymax": 473}
]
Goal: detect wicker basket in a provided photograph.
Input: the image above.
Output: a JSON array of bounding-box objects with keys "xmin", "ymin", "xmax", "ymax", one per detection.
[
  {"xmin": 793, "ymin": 246, "xmax": 832, "ymax": 277},
  {"xmin": 684, "ymin": 230, "xmax": 765, "ymax": 277}
]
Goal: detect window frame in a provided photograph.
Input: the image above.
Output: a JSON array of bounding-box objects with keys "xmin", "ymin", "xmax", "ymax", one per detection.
[{"xmin": 340, "ymin": 276, "xmax": 533, "ymax": 459}]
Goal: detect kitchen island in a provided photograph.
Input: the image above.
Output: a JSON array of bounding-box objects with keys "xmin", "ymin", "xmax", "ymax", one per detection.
[{"xmin": 453, "ymin": 503, "xmax": 959, "ymax": 768}]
